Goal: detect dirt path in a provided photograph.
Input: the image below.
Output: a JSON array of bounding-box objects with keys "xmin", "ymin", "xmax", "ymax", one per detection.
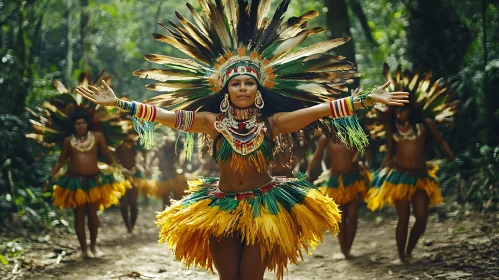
[{"xmin": 4, "ymin": 202, "xmax": 499, "ymax": 280}]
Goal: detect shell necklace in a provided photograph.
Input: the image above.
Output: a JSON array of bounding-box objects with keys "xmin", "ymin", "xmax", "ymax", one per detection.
[
  {"xmin": 70, "ymin": 131, "xmax": 95, "ymax": 152},
  {"xmin": 394, "ymin": 123, "xmax": 420, "ymax": 141}
]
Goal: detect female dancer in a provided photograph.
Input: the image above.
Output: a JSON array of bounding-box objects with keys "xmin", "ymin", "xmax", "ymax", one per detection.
[
  {"xmin": 307, "ymin": 136, "xmax": 371, "ymax": 259},
  {"xmin": 366, "ymin": 64, "xmax": 456, "ymax": 263},
  {"xmin": 76, "ymin": 1, "xmax": 408, "ymax": 278},
  {"xmin": 29, "ymin": 72, "xmax": 129, "ymax": 258}
]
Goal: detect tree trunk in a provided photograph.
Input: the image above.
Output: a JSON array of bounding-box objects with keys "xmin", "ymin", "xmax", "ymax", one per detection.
[
  {"xmin": 153, "ymin": 1, "xmax": 164, "ymax": 34},
  {"xmin": 324, "ymin": 0, "xmax": 358, "ymax": 88},
  {"xmin": 12, "ymin": 0, "xmax": 29, "ymax": 115},
  {"xmin": 349, "ymin": 0, "xmax": 376, "ymax": 44},
  {"xmin": 66, "ymin": 0, "xmax": 74, "ymax": 83},
  {"xmin": 80, "ymin": 0, "xmax": 89, "ymax": 69},
  {"xmin": 405, "ymin": 0, "xmax": 471, "ymax": 78}
]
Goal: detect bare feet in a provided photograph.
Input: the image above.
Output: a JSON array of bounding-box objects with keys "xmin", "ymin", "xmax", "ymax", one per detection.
[
  {"xmin": 332, "ymin": 252, "xmax": 346, "ymax": 260},
  {"xmin": 391, "ymin": 256, "xmax": 407, "ymax": 265},
  {"xmin": 80, "ymin": 251, "xmax": 91, "ymax": 260},
  {"xmin": 90, "ymin": 245, "xmax": 105, "ymax": 258},
  {"xmin": 405, "ymin": 251, "xmax": 414, "ymax": 264},
  {"xmin": 344, "ymin": 252, "xmax": 354, "ymax": 260}
]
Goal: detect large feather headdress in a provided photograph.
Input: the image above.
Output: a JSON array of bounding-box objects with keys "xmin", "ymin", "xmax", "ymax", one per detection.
[
  {"xmin": 366, "ymin": 63, "xmax": 458, "ymax": 141},
  {"xmin": 133, "ymin": 0, "xmax": 360, "ymax": 110},
  {"xmin": 384, "ymin": 63, "xmax": 457, "ymax": 123},
  {"xmin": 26, "ymin": 70, "xmax": 131, "ymax": 148}
]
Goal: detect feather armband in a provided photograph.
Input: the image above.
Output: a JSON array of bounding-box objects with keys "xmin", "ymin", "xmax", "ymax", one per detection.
[
  {"xmin": 328, "ymin": 97, "xmax": 368, "ymax": 154},
  {"xmin": 116, "ymin": 99, "xmax": 157, "ymax": 149}
]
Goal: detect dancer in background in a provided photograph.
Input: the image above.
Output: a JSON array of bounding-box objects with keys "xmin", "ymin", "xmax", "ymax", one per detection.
[
  {"xmin": 154, "ymin": 133, "xmax": 188, "ymax": 207},
  {"xmin": 116, "ymin": 135, "xmax": 141, "ymax": 234},
  {"xmin": 307, "ymin": 135, "xmax": 371, "ymax": 259},
  {"xmin": 28, "ymin": 71, "xmax": 129, "ymax": 258},
  {"xmin": 365, "ymin": 64, "xmax": 457, "ymax": 263}
]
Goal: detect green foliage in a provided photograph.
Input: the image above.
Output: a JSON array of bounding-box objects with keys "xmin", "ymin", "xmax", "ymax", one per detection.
[
  {"xmin": 439, "ymin": 145, "xmax": 499, "ymax": 208},
  {"xmin": 405, "ymin": 0, "xmax": 472, "ymax": 78},
  {"xmin": 0, "ymin": 114, "xmax": 65, "ymax": 231},
  {"xmin": 0, "ymin": 239, "xmax": 25, "ymax": 266},
  {"xmin": 349, "ymin": 0, "xmax": 412, "ymax": 87}
]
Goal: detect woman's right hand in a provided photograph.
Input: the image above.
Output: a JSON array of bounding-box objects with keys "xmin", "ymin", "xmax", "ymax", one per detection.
[{"xmin": 75, "ymin": 80, "xmax": 117, "ymax": 106}]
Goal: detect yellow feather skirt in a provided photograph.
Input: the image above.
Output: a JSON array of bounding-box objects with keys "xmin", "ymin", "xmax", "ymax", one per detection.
[
  {"xmin": 315, "ymin": 169, "xmax": 371, "ymax": 205},
  {"xmin": 365, "ymin": 167, "xmax": 443, "ymax": 211},
  {"xmin": 128, "ymin": 171, "xmax": 157, "ymax": 197},
  {"xmin": 155, "ymin": 173, "xmax": 188, "ymax": 199},
  {"xmin": 52, "ymin": 171, "xmax": 130, "ymax": 210},
  {"xmin": 155, "ymin": 176, "xmax": 341, "ymax": 279}
]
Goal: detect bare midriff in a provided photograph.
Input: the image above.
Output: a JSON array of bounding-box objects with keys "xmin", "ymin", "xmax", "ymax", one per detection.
[
  {"xmin": 68, "ymin": 143, "xmax": 100, "ymax": 176},
  {"xmin": 327, "ymin": 141, "xmax": 358, "ymax": 174},
  {"xmin": 116, "ymin": 146, "xmax": 136, "ymax": 170},
  {"xmin": 393, "ymin": 125, "xmax": 428, "ymax": 175},
  {"xmin": 217, "ymin": 161, "xmax": 273, "ymax": 193}
]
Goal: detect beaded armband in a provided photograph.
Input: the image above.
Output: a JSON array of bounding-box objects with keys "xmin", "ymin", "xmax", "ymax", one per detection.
[
  {"xmin": 116, "ymin": 99, "xmax": 157, "ymax": 122},
  {"xmin": 352, "ymin": 93, "xmax": 373, "ymax": 109},
  {"xmin": 174, "ymin": 110, "xmax": 195, "ymax": 132},
  {"xmin": 115, "ymin": 99, "xmax": 157, "ymax": 149},
  {"xmin": 174, "ymin": 110, "xmax": 196, "ymax": 161},
  {"xmin": 329, "ymin": 97, "xmax": 355, "ymax": 118}
]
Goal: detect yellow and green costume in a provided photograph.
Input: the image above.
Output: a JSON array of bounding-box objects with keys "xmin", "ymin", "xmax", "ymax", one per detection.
[
  {"xmin": 316, "ymin": 169, "xmax": 371, "ymax": 205},
  {"xmin": 128, "ymin": 170, "xmax": 157, "ymax": 197},
  {"xmin": 26, "ymin": 71, "xmax": 132, "ymax": 210},
  {"xmin": 155, "ymin": 173, "xmax": 188, "ymax": 200},
  {"xmin": 156, "ymin": 175, "xmax": 340, "ymax": 279},
  {"xmin": 52, "ymin": 169, "xmax": 130, "ymax": 210},
  {"xmin": 365, "ymin": 166, "xmax": 442, "ymax": 211},
  {"xmin": 116, "ymin": 0, "xmax": 383, "ymax": 278}
]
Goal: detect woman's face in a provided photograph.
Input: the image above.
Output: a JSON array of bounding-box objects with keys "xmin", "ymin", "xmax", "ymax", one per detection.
[
  {"xmin": 227, "ymin": 75, "xmax": 258, "ymax": 108},
  {"xmin": 73, "ymin": 118, "xmax": 89, "ymax": 136},
  {"xmin": 395, "ymin": 107, "xmax": 410, "ymax": 123},
  {"xmin": 124, "ymin": 139, "xmax": 135, "ymax": 149}
]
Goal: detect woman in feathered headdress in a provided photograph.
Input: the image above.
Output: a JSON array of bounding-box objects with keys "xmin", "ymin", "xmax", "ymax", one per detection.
[
  {"xmin": 76, "ymin": 1, "xmax": 408, "ymax": 278},
  {"xmin": 27, "ymin": 70, "xmax": 131, "ymax": 258},
  {"xmin": 365, "ymin": 64, "xmax": 456, "ymax": 264}
]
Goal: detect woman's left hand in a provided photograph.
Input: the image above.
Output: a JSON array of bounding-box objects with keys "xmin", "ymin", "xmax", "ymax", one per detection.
[{"xmin": 369, "ymin": 81, "xmax": 409, "ymax": 106}]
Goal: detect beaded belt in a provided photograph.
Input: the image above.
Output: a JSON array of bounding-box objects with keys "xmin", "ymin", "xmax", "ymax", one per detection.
[{"xmin": 207, "ymin": 177, "xmax": 295, "ymax": 200}]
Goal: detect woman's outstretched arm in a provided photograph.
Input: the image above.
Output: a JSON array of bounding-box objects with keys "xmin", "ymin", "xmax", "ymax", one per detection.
[
  {"xmin": 76, "ymin": 81, "xmax": 215, "ymax": 134},
  {"xmin": 272, "ymin": 81, "xmax": 408, "ymax": 135}
]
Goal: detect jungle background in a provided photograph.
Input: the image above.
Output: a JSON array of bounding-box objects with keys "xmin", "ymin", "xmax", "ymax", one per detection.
[{"xmin": 1, "ymin": 0, "xmax": 499, "ymax": 279}]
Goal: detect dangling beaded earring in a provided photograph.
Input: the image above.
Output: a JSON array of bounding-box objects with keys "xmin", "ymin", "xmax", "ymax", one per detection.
[
  {"xmin": 255, "ymin": 90, "xmax": 264, "ymax": 109},
  {"xmin": 220, "ymin": 93, "xmax": 229, "ymax": 112}
]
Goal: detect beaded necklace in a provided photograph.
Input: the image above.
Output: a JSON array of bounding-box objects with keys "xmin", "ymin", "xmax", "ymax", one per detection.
[
  {"xmin": 70, "ymin": 131, "xmax": 95, "ymax": 152},
  {"xmin": 229, "ymin": 106, "xmax": 257, "ymax": 120},
  {"xmin": 394, "ymin": 123, "xmax": 420, "ymax": 141},
  {"xmin": 214, "ymin": 106, "xmax": 272, "ymax": 173}
]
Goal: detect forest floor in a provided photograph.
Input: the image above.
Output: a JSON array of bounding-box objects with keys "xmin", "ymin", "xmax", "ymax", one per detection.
[{"xmin": 1, "ymin": 200, "xmax": 498, "ymax": 280}]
